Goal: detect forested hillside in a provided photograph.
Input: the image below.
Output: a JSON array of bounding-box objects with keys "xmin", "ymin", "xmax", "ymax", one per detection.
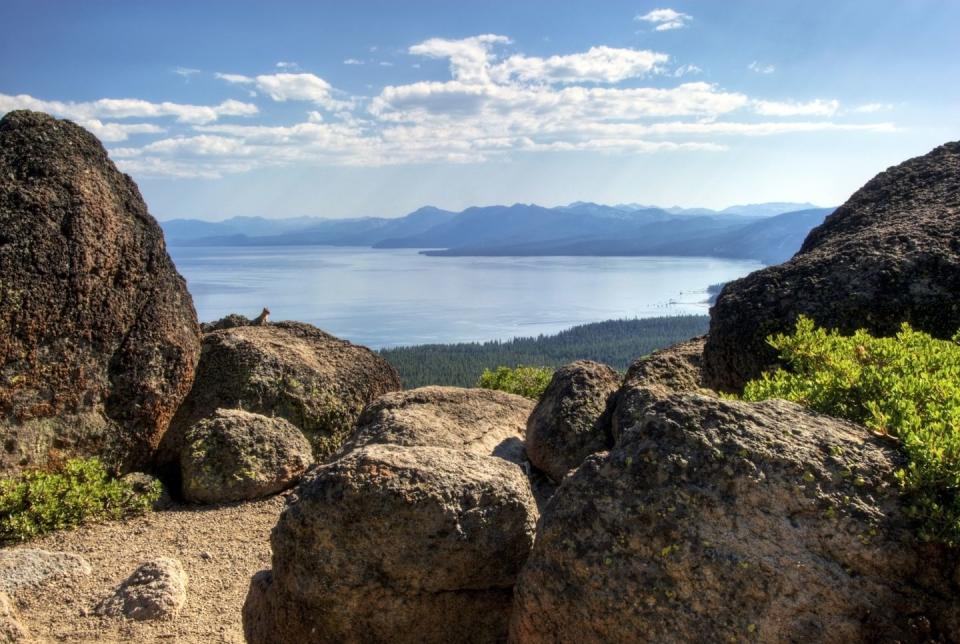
[{"xmin": 380, "ymin": 315, "xmax": 709, "ymax": 388}]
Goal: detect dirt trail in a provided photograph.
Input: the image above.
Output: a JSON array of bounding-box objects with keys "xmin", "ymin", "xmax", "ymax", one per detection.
[{"xmin": 7, "ymin": 495, "xmax": 286, "ymax": 643}]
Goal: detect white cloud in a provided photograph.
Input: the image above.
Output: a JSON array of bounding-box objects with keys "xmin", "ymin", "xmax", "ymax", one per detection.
[
  {"xmin": 492, "ymin": 46, "xmax": 669, "ymax": 84},
  {"xmin": 217, "ymin": 72, "xmax": 352, "ymax": 110},
  {"xmin": 173, "ymin": 67, "xmax": 201, "ymax": 79},
  {"xmin": 216, "ymin": 73, "xmax": 254, "ymax": 83},
  {"xmin": 753, "ymin": 98, "xmax": 839, "ymax": 117},
  {"xmin": 344, "ymin": 58, "xmax": 364, "ymax": 65},
  {"xmin": 0, "ymin": 93, "xmax": 258, "ymax": 124},
  {"xmin": 379, "ymin": 61, "xmax": 394, "ymax": 67},
  {"xmin": 748, "ymin": 61, "xmax": 776, "ymax": 74},
  {"xmin": 673, "ymin": 64, "xmax": 702, "ymax": 77},
  {"xmin": 18, "ymin": 32, "xmax": 882, "ymax": 178},
  {"xmin": 409, "ymin": 34, "xmax": 512, "ymax": 83},
  {"xmin": 275, "ymin": 61, "xmax": 300, "ymax": 70},
  {"xmin": 851, "ymin": 102, "xmax": 893, "ymax": 113},
  {"xmin": 636, "ymin": 8, "xmax": 692, "ymax": 31},
  {"xmin": 76, "ymin": 119, "xmax": 165, "ymax": 142}
]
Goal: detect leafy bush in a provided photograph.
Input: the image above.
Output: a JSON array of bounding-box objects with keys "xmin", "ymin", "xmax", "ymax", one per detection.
[
  {"xmin": 741, "ymin": 316, "xmax": 960, "ymax": 544},
  {"xmin": 0, "ymin": 458, "xmax": 160, "ymax": 542},
  {"xmin": 477, "ymin": 365, "xmax": 554, "ymax": 400}
]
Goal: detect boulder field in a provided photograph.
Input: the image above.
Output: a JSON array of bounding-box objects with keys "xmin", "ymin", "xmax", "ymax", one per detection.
[{"xmin": 2, "ymin": 114, "xmax": 960, "ymax": 642}]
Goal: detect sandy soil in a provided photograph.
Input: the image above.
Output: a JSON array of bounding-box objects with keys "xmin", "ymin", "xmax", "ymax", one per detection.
[{"xmin": 6, "ymin": 494, "xmax": 287, "ymax": 643}]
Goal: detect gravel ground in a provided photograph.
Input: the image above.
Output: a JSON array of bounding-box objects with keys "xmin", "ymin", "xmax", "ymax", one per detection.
[{"xmin": 6, "ymin": 494, "xmax": 286, "ymax": 643}]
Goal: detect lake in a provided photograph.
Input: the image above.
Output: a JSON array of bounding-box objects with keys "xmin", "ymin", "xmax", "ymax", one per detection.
[{"xmin": 168, "ymin": 246, "xmax": 762, "ymax": 349}]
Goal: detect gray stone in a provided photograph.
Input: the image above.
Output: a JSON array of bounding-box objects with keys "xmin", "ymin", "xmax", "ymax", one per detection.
[{"xmin": 0, "ymin": 549, "xmax": 91, "ymax": 595}]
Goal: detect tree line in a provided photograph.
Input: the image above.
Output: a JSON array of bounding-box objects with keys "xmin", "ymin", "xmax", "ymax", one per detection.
[{"xmin": 380, "ymin": 315, "xmax": 709, "ymax": 388}]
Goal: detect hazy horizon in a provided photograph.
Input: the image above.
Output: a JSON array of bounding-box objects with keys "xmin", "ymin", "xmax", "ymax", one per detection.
[{"xmin": 155, "ymin": 199, "xmax": 826, "ymax": 222}]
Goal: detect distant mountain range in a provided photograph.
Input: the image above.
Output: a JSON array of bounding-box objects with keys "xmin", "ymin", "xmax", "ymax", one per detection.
[{"xmin": 161, "ymin": 201, "xmax": 832, "ymax": 265}]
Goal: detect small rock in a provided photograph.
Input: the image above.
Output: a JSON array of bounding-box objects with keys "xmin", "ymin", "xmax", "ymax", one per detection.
[
  {"xmin": 180, "ymin": 409, "xmax": 313, "ymax": 504},
  {"xmin": 525, "ymin": 360, "xmax": 620, "ymax": 483},
  {"xmin": 0, "ymin": 593, "xmax": 28, "ymax": 642},
  {"xmin": 0, "ymin": 549, "xmax": 92, "ymax": 595},
  {"xmin": 95, "ymin": 558, "xmax": 187, "ymax": 621}
]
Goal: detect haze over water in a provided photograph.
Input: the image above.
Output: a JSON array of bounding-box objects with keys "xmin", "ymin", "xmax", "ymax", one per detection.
[{"xmin": 169, "ymin": 246, "xmax": 761, "ymax": 349}]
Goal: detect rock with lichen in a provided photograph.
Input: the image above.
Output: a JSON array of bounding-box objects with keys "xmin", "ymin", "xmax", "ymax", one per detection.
[
  {"xmin": 180, "ymin": 409, "xmax": 312, "ymax": 503},
  {"xmin": 158, "ymin": 321, "xmax": 400, "ymax": 466},
  {"xmin": 511, "ymin": 393, "xmax": 960, "ymax": 642}
]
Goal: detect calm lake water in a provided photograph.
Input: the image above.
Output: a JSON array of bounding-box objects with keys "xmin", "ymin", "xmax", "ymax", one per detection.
[{"xmin": 168, "ymin": 246, "xmax": 762, "ymax": 349}]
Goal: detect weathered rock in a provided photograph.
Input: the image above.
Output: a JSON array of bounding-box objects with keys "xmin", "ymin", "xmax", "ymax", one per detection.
[
  {"xmin": 160, "ymin": 321, "xmax": 400, "ymax": 464},
  {"xmin": 704, "ymin": 141, "xmax": 960, "ymax": 392},
  {"xmin": 524, "ymin": 361, "xmax": 619, "ymax": 483},
  {"xmin": 243, "ymin": 444, "xmax": 539, "ymax": 643},
  {"xmin": 199, "ymin": 313, "xmax": 252, "ymax": 333},
  {"xmin": 180, "ymin": 409, "xmax": 312, "ymax": 503},
  {"xmin": 120, "ymin": 471, "xmax": 174, "ymax": 510},
  {"xmin": 0, "ymin": 110, "xmax": 201, "ymax": 474},
  {"xmin": 511, "ymin": 394, "xmax": 960, "ymax": 642},
  {"xmin": 0, "ymin": 593, "xmax": 28, "ymax": 642},
  {"xmin": 95, "ymin": 557, "xmax": 187, "ymax": 621},
  {"xmin": 610, "ymin": 336, "xmax": 709, "ymax": 440},
  {"xmin": 340, "ymin": 386, "xmax": 535, "ymax": 464},
  {"xmin": 0, "ymin": 549, "xmax": 91, "ymax": 594}
]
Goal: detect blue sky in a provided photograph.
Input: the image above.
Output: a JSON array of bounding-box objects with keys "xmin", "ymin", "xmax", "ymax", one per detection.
[{"xmin": 1, "ymin": 1, "xmax": 958, "ymax": 219}]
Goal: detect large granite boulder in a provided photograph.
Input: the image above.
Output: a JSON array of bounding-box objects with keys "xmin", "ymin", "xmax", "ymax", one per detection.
[
  {"xmin": 524, "ymin": 361, "xmax": 619, "ymax": 483},
  {"xmin": 339, "ymin": 386, "xmax": 534, "ymax": 462},
  {"xmin": 511, "ymin": 393, "xmax": 960, "ymax": 642},
  {"xmin": 0, "ymin": 111, "xmax": 201, "ymax": 474},
  {"xmin": 243, "ymin": 444, "xmax": 539, "ymax": 643},
  {"xmin": 179, "ymin": 409, "xmax": 312, "ymax": 503},
  {"xmin": 159, "ymin": 321, "xmax": 401, "ymax": 465},
  {"xmin": 704, "ymin": 141, "xmax": 960, "ymax": 392}
]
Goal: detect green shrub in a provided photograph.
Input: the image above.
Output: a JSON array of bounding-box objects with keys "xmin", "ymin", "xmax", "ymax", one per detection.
[
  {"xmin": 741, "ymin": 316, "xmax": 960, "ymax": 544},
  {"xmin": 477, "ymin": 365, "xmax": 554, "ymax": 400},
  {"xmin": 0, "ymin": 458, "xmax": 160, "ymax": 543}
]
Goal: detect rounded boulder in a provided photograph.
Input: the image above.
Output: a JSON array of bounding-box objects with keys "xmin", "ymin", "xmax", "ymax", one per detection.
[
  {"xmin": 524, "ymin": 361, "xmax": 619, "ymax": 483},
  {"xmin": 340, "ymin": 385, "xmax": 535, "ymax": 463},
  {"xmin": 243, "ymin": 443, "xmax": 539, "ymax": 643},
  {"xmin": 161, "ymin": 321, "xmax": 401, "ymax": 464},
  {"xmin": 180, "ymin": 409, "xmax": 312, "ymax": 504}
]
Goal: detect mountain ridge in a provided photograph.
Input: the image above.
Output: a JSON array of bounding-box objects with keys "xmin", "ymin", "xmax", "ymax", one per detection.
[{"xmin": 160, "ymin": 201, "xmax": 830, "ymax": 265}]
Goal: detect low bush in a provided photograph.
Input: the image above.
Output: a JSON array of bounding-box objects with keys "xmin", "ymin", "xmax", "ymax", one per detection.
[
  {"xmin": 741, "ymin": 316, "xmax": 960, "ymax": 544},
  {"xmin": 477, "ymin": 365, "xmax": 554, "ymax": 400},
  {"xmin": 0, "ymin": 457, "xmax": 160, "ymax": 542}
]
